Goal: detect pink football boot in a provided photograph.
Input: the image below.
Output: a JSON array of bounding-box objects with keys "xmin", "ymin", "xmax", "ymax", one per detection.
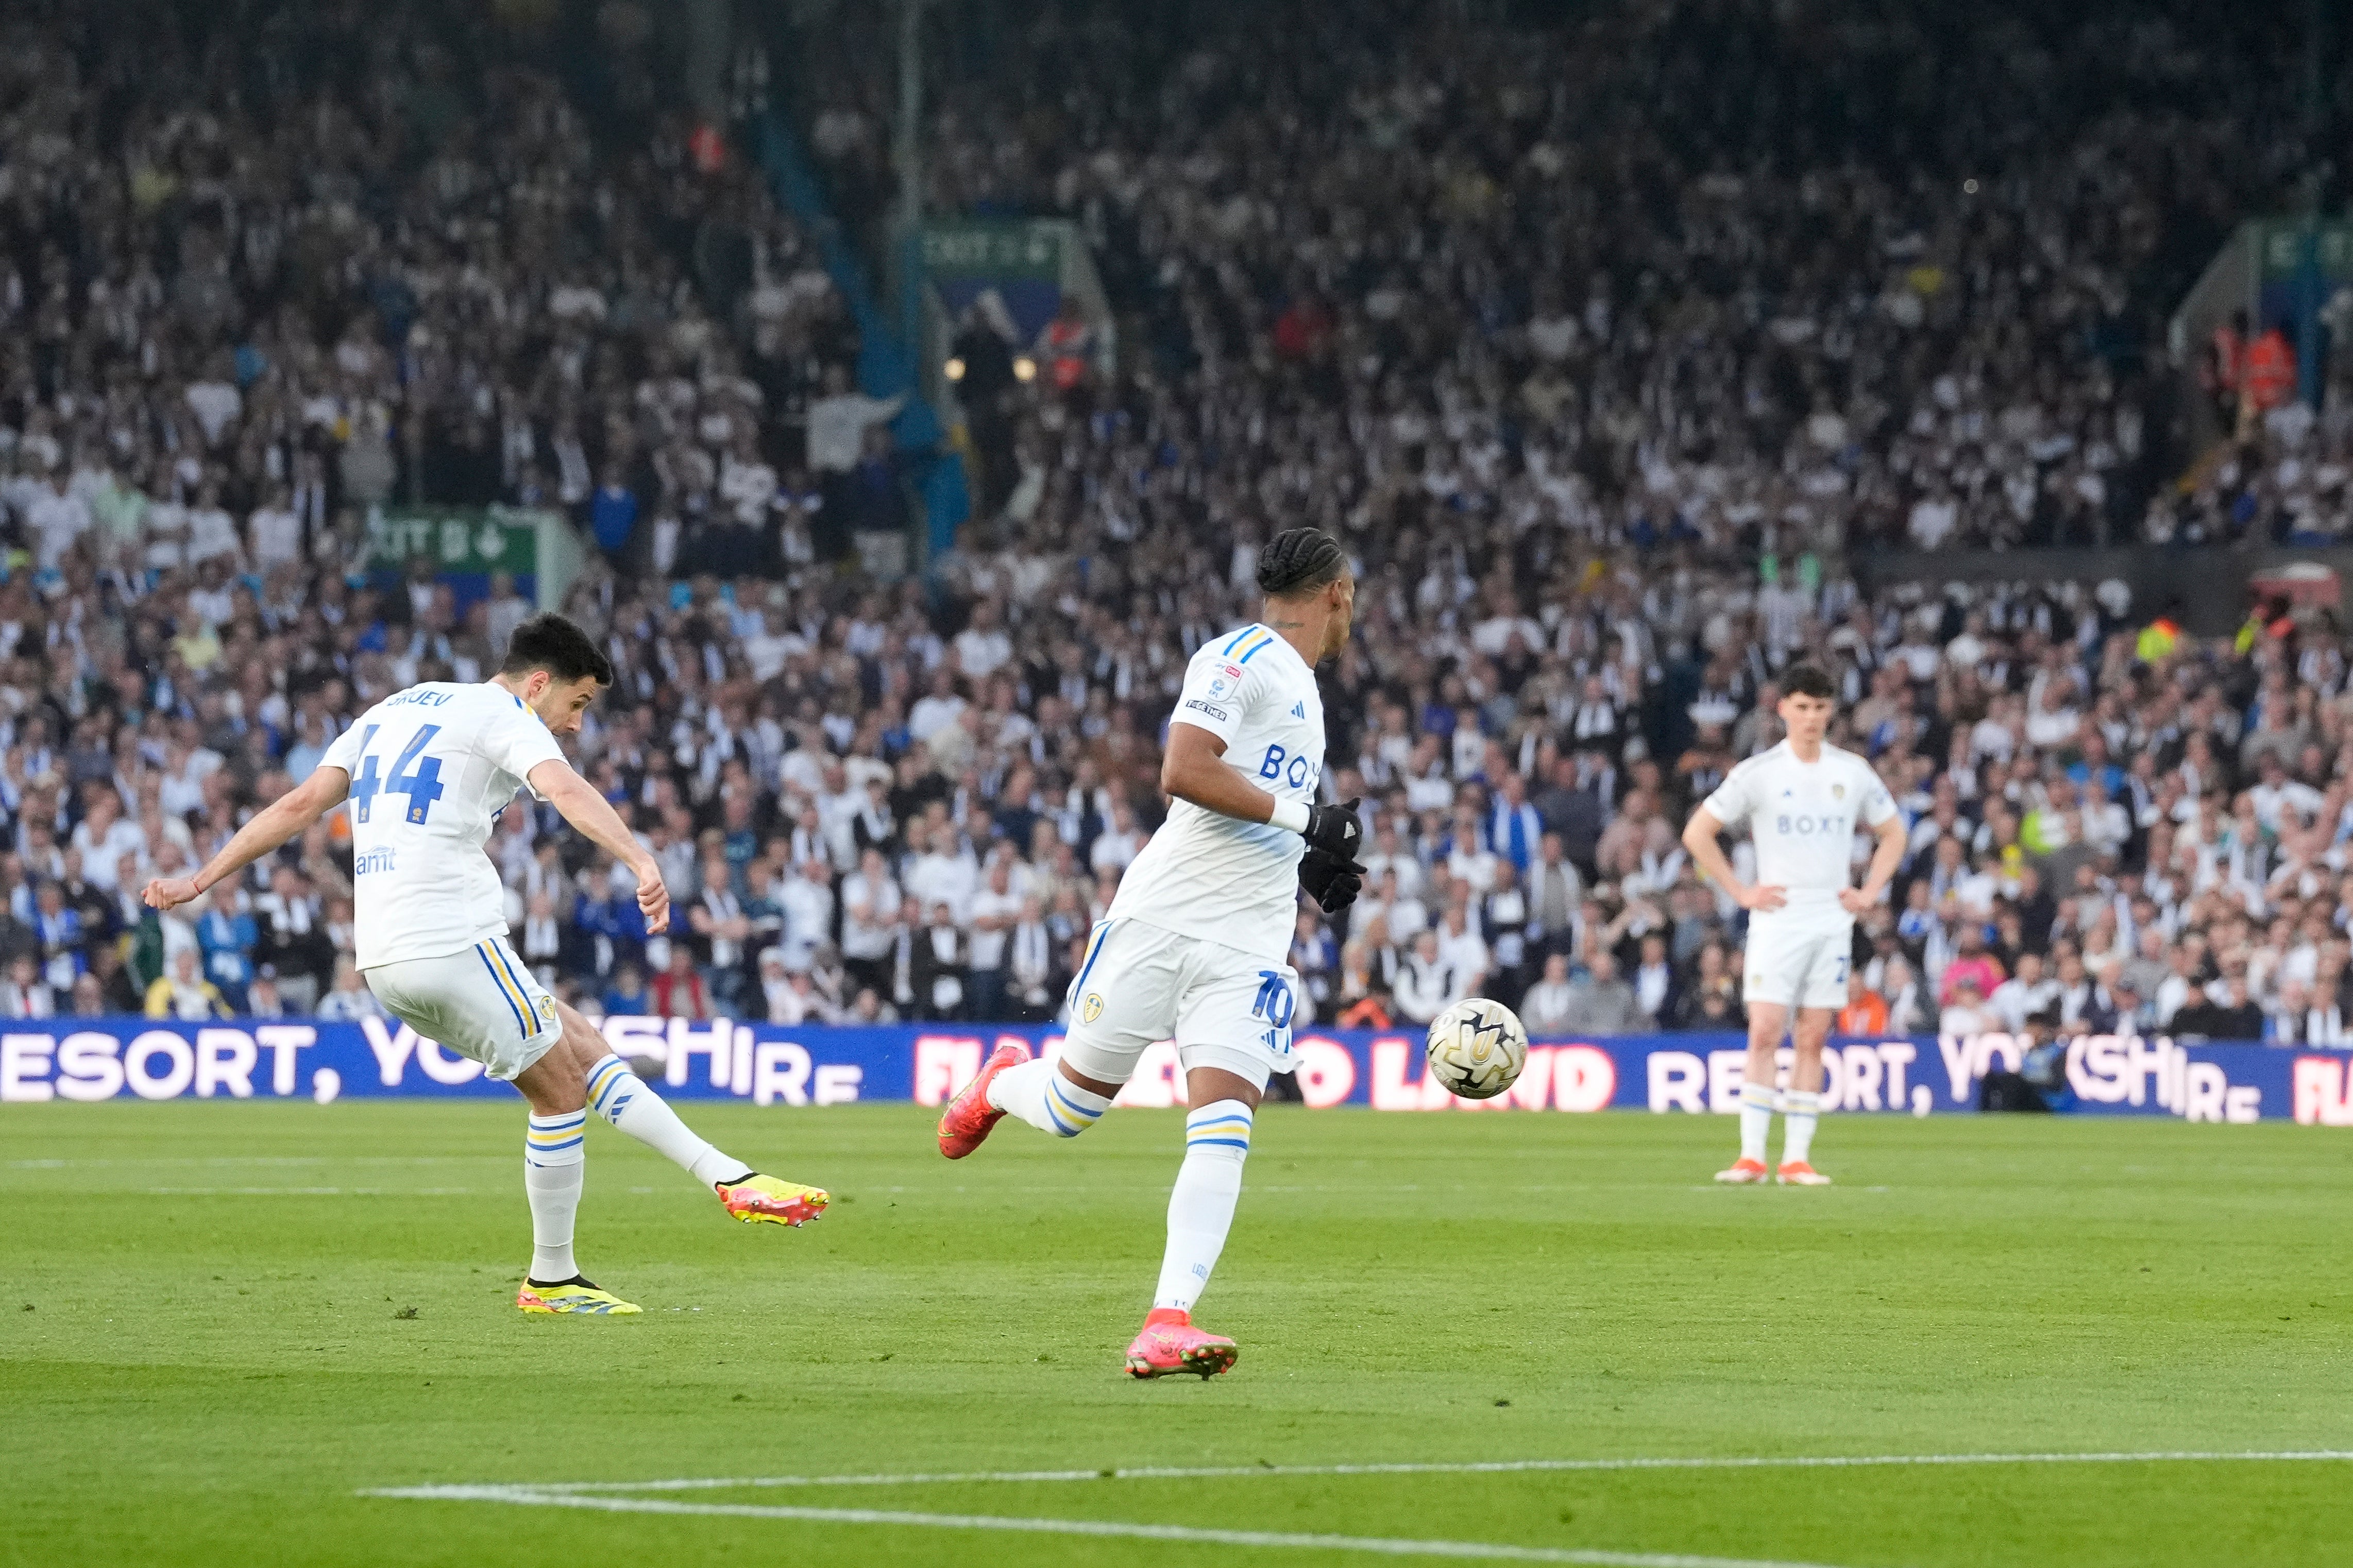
[
  {"xmin": 937, "ymin": 1041, "xmax": 1031, "ymax": 1159},
  {"xmin": 1125, "ymin": 1309, "xmax": 1239, "ymax": 1379}
]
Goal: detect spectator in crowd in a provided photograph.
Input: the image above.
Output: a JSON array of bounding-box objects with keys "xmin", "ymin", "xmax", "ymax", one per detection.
[
  {"xmin": 909, "ymin": 901, "xmax": 971, "ymax": 1020},
  {"xmin": 145, "ymin": 949, "xmax": 230, "ymax": 1022},
  {"xmin": 650, "ymin": 946, "xmax": 714, "ymax": 1020},
  {"xmin": 1991, "ymin": 953, "xmax": 2061, "ymax": 1035},
  {"xmin": 1630, "ymin": 934, "xmax": 1678, "ymax": 1029},
  {"xmin": 2172, "ymin": 976, "xmax": 2266, "ymax": 1041},
  {"xmin": 1939, "ymin": 977, "xmax": 1995, "ymax": 1038},
  {"xmin": 602, "ymin": 964, "xmax": 653, "ymax": 1020},
  {"xmin": 1569, "ymin": 951, "xmax": 1645, "ymax": 1036},
  {"xmin": 3, "ymin": 953, "xmax": 55, "ymax": 1019},
  {"xmin": 315, "ymin": 957, "xmax": 384, "ymax": 1022},
  {"xmin": 1835, "ymin": 973, "xmax": 1889, "ymax": 1038},
  {"xmin": 245, "ymin": 968, "xmax": 287, "ymax": 1020},
  {"xmin": 1518, "ymin": 953, "xmax": 1576, "ymax": 1037},
  {"xmin": 1392, "ymin": 931, "xmax": 1463, "ymax": 1027}
]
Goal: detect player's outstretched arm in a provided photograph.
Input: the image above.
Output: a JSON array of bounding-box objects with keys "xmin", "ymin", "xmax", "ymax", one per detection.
[
  {"xmin": 529, "ymin": 758, "xmax": 670, "ymax": 933},
  {"xmin": 1161, "ymin": 723, "xmax": 1360, "ymax": 856},
  {"xmin": 1679, "ymin": 805, "xmax": 1784, "ymax": 912},
  {"xmin": 142, "ymin": 766, "xmax": 351, "ymax": 911}
]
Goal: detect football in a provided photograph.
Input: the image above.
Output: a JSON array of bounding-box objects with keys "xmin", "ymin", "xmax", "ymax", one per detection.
[{"xmin": 1424, "ymin": 997, "xmax": 1529, "ymax": 1100}]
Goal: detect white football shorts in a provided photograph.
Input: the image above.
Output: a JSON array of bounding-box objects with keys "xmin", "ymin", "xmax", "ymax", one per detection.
[
  {"xmin": 364, "ymin": 937, "xmax": 561, "ymax": 1081},
  {"xmin": 1741, "ymin": 912, "xmax": 1854, "ymax": 1013},
  {"xmin": 1058, "ymin": 917, "xmax": 1299, "ymax": 1090}
]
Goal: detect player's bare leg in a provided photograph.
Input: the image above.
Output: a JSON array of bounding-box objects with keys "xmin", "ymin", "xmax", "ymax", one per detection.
[
  {"xmin": 1776, "ymin": 1008, "xmax": 1834, "ymax": 1184},
  {"xmin": 1717, "ymin": 1001, "xmax": 1790, "ymax": 1183},
  {"xmin": 1128, "ymin": 1065, "xmax": 1258, "ymax": 1379}
]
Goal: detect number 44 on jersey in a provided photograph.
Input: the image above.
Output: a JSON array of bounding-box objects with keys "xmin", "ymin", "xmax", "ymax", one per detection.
[{"xmin": 349, "ymin": 724, "xmax": 447, "ymax": 825}]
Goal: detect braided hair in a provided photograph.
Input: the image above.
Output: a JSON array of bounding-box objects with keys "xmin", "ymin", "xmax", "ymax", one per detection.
[{"xmin": 1255, "ymin": 526, "xmax": 1347, "ymax": 599}]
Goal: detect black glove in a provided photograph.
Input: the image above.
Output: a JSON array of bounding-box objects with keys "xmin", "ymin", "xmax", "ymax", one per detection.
[
  {"xmin": 1302, "ymin": 797, "xmax": 1364, "ymax": 861},
  {"xmin": 1298, "ymin": 845, "xmax": 1367, "ymax": 914}
]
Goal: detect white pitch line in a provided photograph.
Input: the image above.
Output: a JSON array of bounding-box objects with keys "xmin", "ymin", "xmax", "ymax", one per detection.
[
  {"xmin": 488, "ymin": 1449, "xmax": 2353, "ymax": 1494},
  {"xmin": 137, "ymin": 1186, "xmax": 479, "ymax": 1196},
  {"xmin": 362, "ymin": 1485, "xmax": 1852, "ymax": 1568}
]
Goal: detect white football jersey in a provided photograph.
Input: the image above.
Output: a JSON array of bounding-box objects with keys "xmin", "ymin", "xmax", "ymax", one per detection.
[
  {"xmin": 316, "ymin": 683, "xmax": 566, "ymax": 968},
  {"xmin": 1109, "ymin": 623, "xmax": 1325, "ymax": 962},
  {"xmin": 1700, "ymin": 740, "xmax": 1895, "ymax": 920}
]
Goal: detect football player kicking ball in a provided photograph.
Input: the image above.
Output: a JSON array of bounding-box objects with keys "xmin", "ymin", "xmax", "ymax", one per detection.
[
  {"xmin": 936, "ymin": 526, "xmax": 1366, "ymax": 1378},
  {"xmin": 1680, "ymin": 664, "xmax": 1906, "ymax": 1187},
  {"xmin": 144, "ymin": 614, "xmax": 827, "ymax": 1316}
]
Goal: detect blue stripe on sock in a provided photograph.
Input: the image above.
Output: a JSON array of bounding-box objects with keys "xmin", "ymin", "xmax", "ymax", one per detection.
[
  {"xmin": 1187, "ymin": 1137, "xmax": 1252, "ymax": 1150},
  {"xmin": 1186, "ymin": 1113, "xmax": 1252, "ymax": 1128},
  {"xmin": 525, "ymin": 1134, "xmax": 584, "ymax": 1153},
  {"xmin": 475, "ymin": 944, "xmax": 530, "ymax": 1038},
  {"xmin": 1043, "ymin": 1080, "xmax": 1099, "ymax": 1136},
  {"xmin": 589, "ymin": 1060, "xmax": 632, "ymax": 1113}
]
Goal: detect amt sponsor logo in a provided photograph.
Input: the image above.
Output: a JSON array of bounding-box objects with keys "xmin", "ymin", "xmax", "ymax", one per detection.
[{"xmin": 354, "ymin": 847, "xmax": 398, "ymax": 875}]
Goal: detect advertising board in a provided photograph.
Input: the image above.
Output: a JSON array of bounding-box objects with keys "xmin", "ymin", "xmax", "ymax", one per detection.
[{"xmin": 2, "ymin": 1020, "xmax": 2336, "ymax": 1124}]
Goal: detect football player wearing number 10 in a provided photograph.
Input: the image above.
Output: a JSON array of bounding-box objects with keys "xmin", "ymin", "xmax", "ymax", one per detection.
[
  {"xmin": 141, "ymin": 615, "xmax": 828, "ymax": 1316},
  {"xmin": 937, "ymin": 526, "xmax": 1367, "ymax": 1379},
  {"xmin": 1679, "ymin": 663, "xmax": 1907, "ymax": 1187}
]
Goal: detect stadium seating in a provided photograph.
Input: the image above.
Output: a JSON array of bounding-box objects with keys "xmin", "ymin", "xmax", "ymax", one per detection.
[{"xmin": 0, "ymin": 0, "xmax": 2345, "ymax": 1049}]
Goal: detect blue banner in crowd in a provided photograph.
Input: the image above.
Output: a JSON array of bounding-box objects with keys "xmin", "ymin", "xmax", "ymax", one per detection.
[{"xmin": 4, "ymin": 1017, "xmax": 2350, "ymax": 1124}]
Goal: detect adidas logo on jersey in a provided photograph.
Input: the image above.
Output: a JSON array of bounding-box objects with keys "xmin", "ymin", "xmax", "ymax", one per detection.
[{"xmin": 1291, "ymin": 702, "xmax": 1306, "ymax": 718}]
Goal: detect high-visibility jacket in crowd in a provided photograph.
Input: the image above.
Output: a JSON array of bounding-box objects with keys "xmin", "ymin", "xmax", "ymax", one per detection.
[
  {"xmin": 1043, "ymin": 316, "xmax": 1092, "ymax": 390},
  {"xmin": 2244, "ymin": 328, "xmax": 2296, "ymax": 412}
]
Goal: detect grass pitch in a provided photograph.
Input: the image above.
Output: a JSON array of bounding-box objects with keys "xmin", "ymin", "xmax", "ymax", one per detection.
[{"xmin": 3, "ymin": 1101, "xmax": 2348, "ymax": 1568}]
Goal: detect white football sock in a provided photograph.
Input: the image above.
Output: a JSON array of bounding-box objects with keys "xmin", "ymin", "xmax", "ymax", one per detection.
[
  {"xmin": 524, "ymin": 1111, "xmax": 586, "ymax": 1283},
  {"xmin": 1153, "ymin": 1100, "xmax": 1254, "ymax": 1313},
  {"xmin": 586, "ymin": 1054, "xmax": 751, "ymax": 1188},
  {"xmin": 1781, "ymin": 1089, "xmax": 1822, "ymax": 1165},
  {"xmin": 987, "ymin": 1057, "xmax": 1110, "ymax": 1137},
  {"xmin": 1738, "ymin": 1081, "xmax": 1775, "ymax": 1163}
]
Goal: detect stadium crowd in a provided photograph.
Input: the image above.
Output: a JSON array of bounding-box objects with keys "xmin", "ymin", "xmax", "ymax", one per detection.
[
  {"xmin": 792, "ymin": 0, "xmax": 2342, "ymax": 557},
  {"xmin": 4, "ymin": 1, "xmax": 2353, "ymax": 1048}
]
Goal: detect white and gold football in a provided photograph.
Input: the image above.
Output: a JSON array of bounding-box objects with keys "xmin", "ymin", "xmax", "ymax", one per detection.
[{"xmin": 1425, "ymin": 997, "xmax": 1528, "ymax": 1100}]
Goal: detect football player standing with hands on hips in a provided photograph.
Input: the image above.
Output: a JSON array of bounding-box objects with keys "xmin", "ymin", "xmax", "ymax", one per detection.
[{"xmin": 1680, "ymin": 663, "xmax": 1907, "ymax": 1186}]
